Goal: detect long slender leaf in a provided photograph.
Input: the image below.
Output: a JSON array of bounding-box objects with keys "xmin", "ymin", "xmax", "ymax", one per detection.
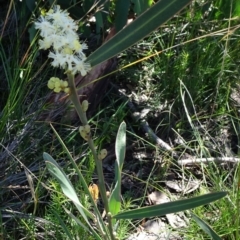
[
  {"xmin": 115, "ymin": 121, "xmax": 126, "ymax": 177},
  {"xmin": 109, "ymin": 122, "xmax": 126, "ymax": 220},
  {"xmin": 43, "ymin": 153, "xmax": 93, "ymax": 222},
  {"xmin": 87, "ymin": 0, "xmax": 193, "ymax": 67},
  {"xmin": 114, "ymin": 0, "xmax": 130, "ymax": 32},
  {"xmin": 113, "ymin": 192, "xmax": 227, "ymax": 219},
  {"xmin": 95, "ymin": 11, "xmax": 104, "ymax": 35},
  {"xmin": 132, "ymin": 0, "xmax": 153, "ymax": 15},
  {"xmin": 63, "ymin": 206, "xmax": 92, "ymax": 235},
  {"xmin": 25, "ymin": 0, "xmax": 35, "ymax": 12},
  {"xmin": 48, "ymin": 124, "xmax": 108, "ymax": 236},
  {"xmin": 50, "ymin": 124, "xmax": 107, "ymax": 234},
  {"xmin": 51, "ymin": 209, "xmax": 74, "ymax": 240},
  {"xmin": 191, "ymin": 212, "xmax": 222, "ymax": 240},
  {"xmin": 44, "ymin": 158, "xmax": 101, "ymax": 240},
  {"xmin": 43, "ymin": 152, "xmax": 104, "ymax": 240},
  {"xmin": 83, "ymin": 0, "xmax": 95, "ymax": 12}
]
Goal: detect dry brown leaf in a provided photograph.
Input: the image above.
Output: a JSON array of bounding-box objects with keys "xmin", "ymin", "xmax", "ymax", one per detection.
[
  {"xmin": 165, "ymin": 180, "xmax": 200, "ymax": 194},
  {"xmin": 88, "ymin": 183, "xmax": 99, "ymax": 203},
  {"xmin": 148, "ymin": 191, "xmax": 170, "ymax": 205}
]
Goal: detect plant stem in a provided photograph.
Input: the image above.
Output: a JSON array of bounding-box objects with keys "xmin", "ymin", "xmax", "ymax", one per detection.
[{"xmin": 67, "ymin": 73, "xmax": 115, "ymax": 240}]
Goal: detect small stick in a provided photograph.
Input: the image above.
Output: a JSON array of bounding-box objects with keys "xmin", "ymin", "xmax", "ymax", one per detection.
[
  {"xmin": 178, "ymin": 157, "xmax": 240, "ymax": 165},
  {"xmin": 111, "ymin": 83, "xmax": 179, "ymax": 159}
]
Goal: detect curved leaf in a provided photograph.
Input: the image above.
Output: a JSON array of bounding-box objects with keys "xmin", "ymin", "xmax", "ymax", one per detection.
[
  {"xmin": 87, "ymin": 0, "xmax": 193, "ymax": 67},
  {"xmin": 109, "ymin": 122, "xmax": 126, "ymax": 219},
  {"xmin": 47, "ymin": 124, "xmax": 108, "ymax": 238},
  {"xmin": 115, "ymin": 121, "xmax": 126, "ymax": 176},
  {"xmin": 43, "ymin": 153, "xmax": 93, "ymax": 218},
  {"xmin": 113, "ymin": 192, "xmax": 227, "ymax": 219},
  {"xmin": 191, "ymin": 212, "xmax": 222, "ymax": 240}
]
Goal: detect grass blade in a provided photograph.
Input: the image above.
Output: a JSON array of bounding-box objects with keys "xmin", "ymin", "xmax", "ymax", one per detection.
[
  {"xmin": 51, "ymin": 209, "xmax": 74, "ymax": 240},
  {"xmin": 191, "ymin": 212, "xmax": 222, "ymax": 240}
]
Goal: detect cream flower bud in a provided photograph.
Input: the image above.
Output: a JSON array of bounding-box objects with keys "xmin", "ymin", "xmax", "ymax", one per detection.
[
  {"xmin": 47, "ymin": 77, "xmax": 69, "ymax": 94},
  {"xmin": 64, "ymin": 87, "xmax": 70, "ymax": 94},
  {"xmin": 98, "ymin": 149, "xmax": 107, "ymax": 160},
  {"xmin": 83, "ymin": 124, "xmax": 91, "ymax": 133},
  {"xmin": 79, "ymin": 125, "xmax": 90, "ymax": 141},
  {"xmin": 82, "ymin": 100, "xmax": 89, "ymax": 112}
]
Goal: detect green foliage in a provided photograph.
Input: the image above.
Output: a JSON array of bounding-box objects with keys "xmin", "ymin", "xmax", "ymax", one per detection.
[
  {"xmin": 43, "ymin": 153, "xmax": 94, "ymax": 220},
  {"xmin": 191, "ymin": 212, "xmax": 222, "ymax": 240},
  {"xmin": 87, "ymin": 0, "xmax": 193, "ymax": 67},
  {"xmin": 114, "ymin": 0, "xmax": 130, "ymax": 32},
  {"xmin": 113, "ymin": 192, "xmax": 227, "ymax": 219},
  {"xmin": 25, "ymin": 0, "xmax": 36, "ymax": 12},
  {"xmin": 45, "ymin": 181, "xmax": 73, "ymax": 239},
  {"xmin": 132, "ymin": 0, "xmax": 153, "ymax": 15},
  {"xmin": 45, "ymin": 180, "xmax": 94, "ymax": 239},
  {"xmin": 43, "ymin": 152, "xmax": 102, "ymax": 239},
  {"xmin": 215, "ymin": 0, "xmax": 240, "ymax": 18},
  {"xmin": 109, "ymin": 122, "xmax": 126, "ymax": 223}
]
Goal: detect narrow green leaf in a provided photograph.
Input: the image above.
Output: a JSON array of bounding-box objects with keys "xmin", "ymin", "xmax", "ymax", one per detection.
[
  {"xmin": 115, "ymin": 121, "xmax": 126, "ymax": 174},
  {"xmin": 87, "ymin": 0, "xmax": 193, "ymax": 67},
  {"xmin": 191, "ymin": 212, "xmax": 222, "ymax": 240},
  {"xmin": 115, "ymin": 0, "xmax": 130, "ymax": 32},
  {"xmin": 48, "ymin": 124, "xmax": 108, "ymax": 236},
  {"xmin": 108, "ymin": 183, "xmax": 121, "ymax": 220},
  {"xmin": 28, "ymin": 24, "xmax": 37, "ymax": 45},
  {"xmin": 113, "ymin": 192, "xmax": 227, "ymax": 219},
  {"xmin": 51, "ymin": 209, "xmax": 74, "ymax": 240},
  {"xmin": 83, "ymin": 0, "xmax": 95, "ymax": 12},
  {"xmin": 95, "ymin": 11, "xmax": 103, "ymax": 35},
  {"xmin": 43, "ymin": 153, "xmax": 94, "ymax": 223},
  {"xmin": 109, "ymin": 122, "xmax": 126, "ymax": 219},
  {"xmin": 44, "ymin": 157, "xmax": 102, "ymax": 239},
  {"xmin": 63, "ymin": 207, "xmax": 93, "ymax": 235},
  {"xmin": 25, "ymin": 0, "xmax": 35, "ymax": 12},
  {"xmin": 132, "ymin": 0, "xmax": 153, "ymax": 15}
]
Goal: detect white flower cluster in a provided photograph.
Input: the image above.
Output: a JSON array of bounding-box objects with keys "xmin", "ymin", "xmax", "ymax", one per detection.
[{"xmin": 35, "ymin": 5, "xmax": 91, "ymax": 76}]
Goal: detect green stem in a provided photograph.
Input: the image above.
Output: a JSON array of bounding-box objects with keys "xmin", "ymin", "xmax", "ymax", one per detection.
[{"xmin": 67, "ymin": 73, "xmax": 115, "ymax": 240}]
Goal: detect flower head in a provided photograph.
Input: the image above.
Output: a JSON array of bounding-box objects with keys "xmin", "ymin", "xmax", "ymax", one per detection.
[{"xmin": 35, "ymin": 5, "xmax": 91, "ymax": 76}]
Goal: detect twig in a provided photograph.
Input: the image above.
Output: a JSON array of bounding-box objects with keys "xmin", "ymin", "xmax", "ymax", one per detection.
[
  {"xmin": 178, "ymin": 157, "xmax": 240, "ymax": 165},
  {"xmin": 111, "ymin": 83, "xmax": 179, "ymax": 159}
]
